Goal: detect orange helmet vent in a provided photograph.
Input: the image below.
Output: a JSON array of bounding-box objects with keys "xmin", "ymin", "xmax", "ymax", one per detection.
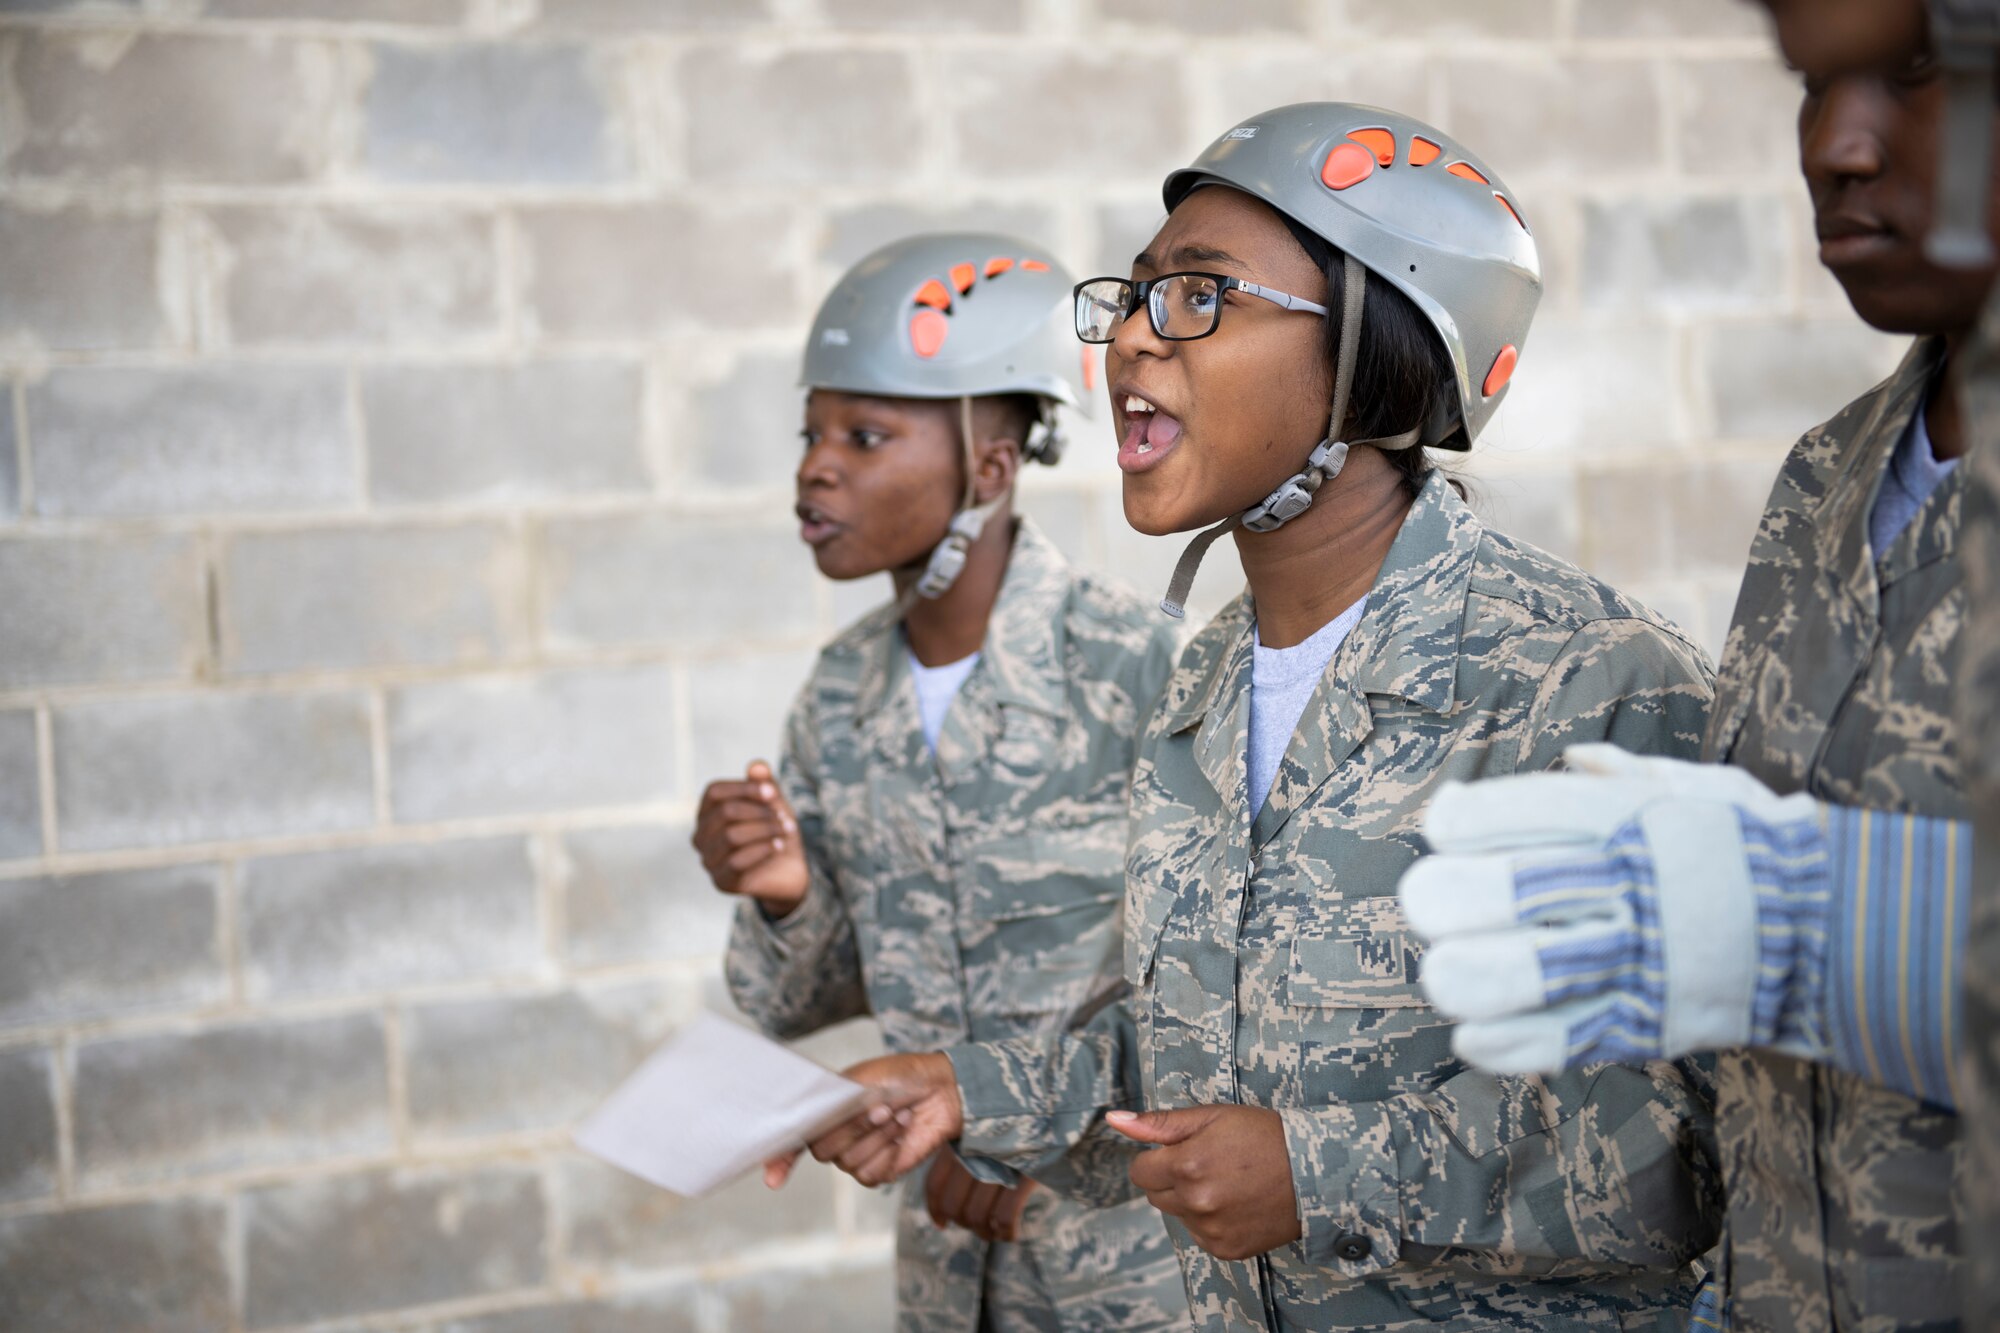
[
  {"xmin": 984, "ymin": 256, "xmax": 1015, "ymax": 278},
  {"xmin": 913, "ymin": 279, "xmax": 953, "ymax": 311},
  {"xmin": 950, "ymin": 262, "xmax": 977, "ymax": 294},
  {"xmin": 909, "ymin": 309, "xmax": 950, "ymax": 359},
  {"xmin": 1408, "ymin": 136, "xmax": 1442, "ymax": 167},
  {"xmin": 1495, "ymin": 193, "xmax": 1529, "ymax": 232},
  {"xmin": 1020, "ymin": 259, "xmax": 1050, "ymax": 272},
  {"xmin": 1320, "ymin": 141, "xmax": 1376, "ymax": 191},
  {"xmin": 1447, "ymin": 161, "xmax": 1491, "ymax": 185},
  {"xmin": 1482, "ymin": 344, "xmax": 1519, "ymax": 397},
  {"xmin": 1347, "ymin": 128, "xmax": 1396, "ymax": 167}
]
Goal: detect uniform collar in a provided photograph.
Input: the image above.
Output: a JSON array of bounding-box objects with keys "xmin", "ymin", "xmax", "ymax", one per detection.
[
  {"xmin": 1160, "ymin": 469, "xmax": 1477, "ymax": 739},
  {"xmin": 1822, "ymin": 336, "xmax": 1947, "ymax": 607},
  {"xmin": 851, "ymin": 515, "xmax": 1073, "ymax": 726}
]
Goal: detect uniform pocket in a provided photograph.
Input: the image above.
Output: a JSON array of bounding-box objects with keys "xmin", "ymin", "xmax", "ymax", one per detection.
[
  {"xmin": 1286, "ymin": 895, "xmax": 1427, "ymax": 1009},
  {"xmin": 974, "ymin": 803, "xmax": 1126, "ymax": 923}
]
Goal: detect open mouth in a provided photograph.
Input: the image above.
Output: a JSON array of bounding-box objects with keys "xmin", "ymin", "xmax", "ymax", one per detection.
[
  {"xmin": 1117, "ymin": 391, "xmax": 1185, "ymax": 474},
  {"xmin": 795, "ymin": 501, "xmax": 841, "ymax": 546}
]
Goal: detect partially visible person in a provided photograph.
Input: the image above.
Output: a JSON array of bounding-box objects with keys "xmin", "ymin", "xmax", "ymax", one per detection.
[
  {"xmin": 788, "ymin": 104, "xmax": 1724, "ymax": 1331},
  {"xmin": 1397, "ymin": 2, "xmax": 1991, "ymax": 1328},
  {"xmin": 691, "ymin": 233, "xmax": 1187, "ymax": 1332}
]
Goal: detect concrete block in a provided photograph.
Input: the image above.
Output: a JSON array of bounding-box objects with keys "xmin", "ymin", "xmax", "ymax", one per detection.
[
  {"xmin": 1096, "ymin": 200, "xmax": 1169, "ymax": 279},
  {"xmin": 438, "ymin": 1288, "xmax": 701, "ymax": 1333},
  {"xmin": 1014, "ymin": 482, "xmax": 1094, "ymax": 569},
  {"xmin": 403, "ymin": 980, "xmax": 679, "ymax": 1141},
  {"xmin": 561, "ymin": 822, "xmax": 734, "ymax": 968},
  {"xmin": 26, "ymin": 365, "xmax": 355, "ymax": 518},
  {"xmin": 0, "ymin": 395, "xmax": 16, "ymax": 523},
  {"xmin": 1479, "ymin": 320, "xmax": 1682, "ymax": 452},
  {"xmin": 539, "ymin": 513, "xmax": 815, "ymax": 651},
  {"xmin": 1702, "ymin": 319, "xmax": 1909, "ymax": 440},
  {"xmin": 563, "ymin": 1150, "xmax": 835, "ymax": 1274},
  {"xmin": 1094, "ymin": 0, "xmax": 1308, "ymax": 34},
  {"xmin": 0, "ymin": 709, "xmax": 40, "ymax": 861},
  {"xmin": 1214, "ymin": 52, "xmax": 1436, "ymax": 130},
  {"xmin": 219, "ymin": 521, "xmax": 530, "ymax": 675},
  {"xmin": 1577, "ymin": 0, "xmax": 1769, "ymax": 39},
  {"xmin": 821, "ymin": 0, "xmax": 1022, "ymax": 28},
  {"xmin": 685, "ymin": 646, "xmax": 813, "ymax": 782},
  {"xmin": 685, "ymin": 349, "xmax": 805, "ymax": 495},
  {"xmin": 818, "ymin": 199, "xmax": 1058, "ymax": 273},
  {"xmin": 1460, "ymin": 464, "xmax": 1584, "ymax": 566},
  {"xmin": 201, "ymin": 0, "xmax": 464, "ymax": 19},
  {"xmin": 1580, "ymin": 193, "xmax": 1790, "ymax": 313},
  {"xmin": 520, "ymin": 202, "xmax": 799, "ymax": 339},
  {"xmin": 54, "ymin": 690, "xmax": 375, "ymax": 852},
  {"xmin": 952, "ymin": 53, "xmax": 1189, "ymax": 180},
  {"xmin": 364, "ymin": 40, "xmax": 627, "ymax": 185},
  {"xmin": 531, "ymin": 0, "xmax": 773, "ymax": 29},
  {"xmin": 1671, "ymin": 57, "xmax": 1804, "ymax": 176},
  {"xmin": 388, "ymin": 666, "xmax": 678, "ymax": 822},
  {"xmin": 0, "ymin": 30, "xmax": 335, "ymax": 184},
  {"xmin": 210, "ymin": 206, "xmax": 501, "ymax": 349},
  {"xmin": 242, "ymin": 837, "xmax": 542, "ymax": 1001},
  {"xmin": 363, "ymin": 360, "xmax": 647, "ymax": 505},
  {"xmin": 73, "ymin": 1012, "xmax": 391, "ymax": 1188},
  {"xmin": 0, "ymin": 864, "xmax": 225, "ymax": 1028},
  {"xmin": 0, "ymin": 533, "xmax": 206, "ymax": 688},
  {"xmin": 711, "ymin": 1260, "xmax": 898, "ymax": 1333},
  {"xmin": 0, "ymin": 204, "xmax": 164, "ymax": 352},
  {"xmin": 1327, "ymin": 0, "xmax": 1554, "ymax": 37},
  {"xmin": 1580, "ymin": 454, "xmax": 1787, "ymax": 585},
  {"xmin": 0, "ymin": 1046, "xmax": 56, "ymax": 1204},
  {"xmin": 0, "ymin": 1198, "xmax": 230, "ymax": 1333},
  {"xmin": 242, "ymin": 1165, "xmax": 545, "ymax": 1328},
  {"xmin": 1445, "ymin": 56, "xmax": 1662, "ymax": 175},
  {"xmin": 684, "ymin": 48, "xmax": 918, "ymax": 185}
]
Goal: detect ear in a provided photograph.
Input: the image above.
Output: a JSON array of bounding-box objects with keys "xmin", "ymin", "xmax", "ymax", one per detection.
[{"xmin": 970, "ymin": 431, "xmax": 1021, "ymax": 506}]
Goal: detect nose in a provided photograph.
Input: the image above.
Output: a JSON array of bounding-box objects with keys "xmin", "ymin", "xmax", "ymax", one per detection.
[
  {"xmin": 796, "ymin": 434, "xmax": 840, "ymax": 492},
  {"xmin": 1801, "ymin": 78, "xmax": 1887, "ymax": 190},
  {"xmin": 1108, "ymin": 286, "xmax": 1173, "ymax": 364}
]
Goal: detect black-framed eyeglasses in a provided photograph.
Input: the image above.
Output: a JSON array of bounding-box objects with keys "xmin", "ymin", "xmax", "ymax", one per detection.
[{"xmin": 1072, "ymin": 271, "xmax": 1331, "ymax": 344}]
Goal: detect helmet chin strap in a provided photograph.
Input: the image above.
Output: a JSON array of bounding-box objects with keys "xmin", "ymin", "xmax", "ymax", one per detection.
[
  {"xmin": 902, "ymin": 396, "xmax": 1007, "ymax": 612},
  {"xmin": 1159, "ymin": 255, "xmax": 1420, "ymax": 619}
]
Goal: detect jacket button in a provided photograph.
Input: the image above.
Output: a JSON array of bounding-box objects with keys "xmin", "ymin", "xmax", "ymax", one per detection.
[{"xmin": 1334, "ymin": 1234, "xmax": 1372, "ymax": 1263}]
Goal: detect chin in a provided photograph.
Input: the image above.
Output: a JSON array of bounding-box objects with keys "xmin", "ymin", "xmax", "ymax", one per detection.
[{"xmin": 1835, "ymin": 271, "xmax": 1993, "ymax": 338}]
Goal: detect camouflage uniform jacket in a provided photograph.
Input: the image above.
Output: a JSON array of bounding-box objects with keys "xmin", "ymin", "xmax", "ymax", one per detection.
[
  {"xmin": 952, "ymin": 474, "xmax": 1725, "ymax": 1331},
  {"xmin": 1703, "ymin": 338, "xmax": 1969, "ymax": 1333},
  {"xmin": 724, "ymin": 519, "xmax": 1189, "ymax": 1333},
  {"xmin": 1962, "ymin": 291, "xmax": 2000, "ymax": 1329}
]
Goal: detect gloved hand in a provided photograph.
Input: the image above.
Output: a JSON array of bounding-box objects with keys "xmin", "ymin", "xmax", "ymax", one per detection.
[{"xmin": 1396, "ymin": 744, "xmax": 1833, "ymax": 1074}]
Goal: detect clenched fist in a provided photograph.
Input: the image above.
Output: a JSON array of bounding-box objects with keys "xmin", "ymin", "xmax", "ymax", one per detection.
[{"xmin": 692, "ymin": 760, "xmax": 809, "ymax": 915}]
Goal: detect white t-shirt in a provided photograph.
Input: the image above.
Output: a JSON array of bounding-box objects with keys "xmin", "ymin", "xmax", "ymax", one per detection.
[
  {"xmin": 1247, "ymin": 596, "xmax": 1369, "ymax": 820},
  {"xmin": 908, "ymin": 649, "xmax": 981, "ymax": 752},
  {"xmin": 1869, "ymin": 395, "xmax": 1959, "ymax": 557}
]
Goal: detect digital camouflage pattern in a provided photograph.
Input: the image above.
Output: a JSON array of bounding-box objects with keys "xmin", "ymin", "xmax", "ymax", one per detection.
[
  {"xmin": 1958, "ymin": 290, "xmax": 2000, "ymax": 1328},
  {"xmin": 723, "ymin": 519, "xmax": 1189, "ymax": 1333},
  {"xmin": 950, "ymin": 473, "xmax": 1724, "ymax": 1330},
  {"xmin": 1703, "ymin": 338, "xmax": 1968, "ymax": 1333}
]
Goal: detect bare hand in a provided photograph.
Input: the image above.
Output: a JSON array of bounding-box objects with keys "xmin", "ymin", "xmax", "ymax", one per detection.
[
  {"xmin": 1109, "ymin": 1104, "xmax": 1301, "ymax": 1261},
  {"xmin": 769, "ymin": 1052, "xmax": 964, "ymax": 1189},
  {"xmin": 692, "ymin": 760, "xmax": 808, "ymax": 914},
  {"xmin": 925, "ymin": 1153, "xmax": 1036, "ymax": 1243}
]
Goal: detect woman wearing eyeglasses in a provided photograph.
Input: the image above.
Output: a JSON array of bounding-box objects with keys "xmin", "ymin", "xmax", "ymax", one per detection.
[{"xmin": 790, "ymin": 104, "xmax": 1726, "ymax": 1330}]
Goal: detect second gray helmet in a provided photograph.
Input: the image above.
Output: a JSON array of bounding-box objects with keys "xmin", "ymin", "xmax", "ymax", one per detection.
[
  {"xmin": 1164, "ymin": 102, "xmax": 1542, "ymax": 449},
  {"xmin": 801, "ymin": 231, "xmax": 1092, "ymax": 462}
]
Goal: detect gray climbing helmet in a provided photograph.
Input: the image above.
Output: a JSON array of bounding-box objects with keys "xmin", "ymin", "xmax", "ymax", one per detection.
[
  {"xmin": 1151, "ymin": 103, "xmax": 1543, "ymax": 617},
  {"xmin": 802, "ymin": 232, "xmax": 1091, "ymax": 603}
]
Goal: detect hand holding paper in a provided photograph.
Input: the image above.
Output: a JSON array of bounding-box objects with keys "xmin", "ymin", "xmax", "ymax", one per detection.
[{"xmin": 574, "ymin": 1010, "xmax": 872, "ymax": 1197}]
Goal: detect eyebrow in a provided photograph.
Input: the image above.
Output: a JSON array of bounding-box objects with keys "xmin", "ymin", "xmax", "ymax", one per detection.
[{"xmin": 1131, "ymin": 242, "xmax": 1249, "ymax": 274}]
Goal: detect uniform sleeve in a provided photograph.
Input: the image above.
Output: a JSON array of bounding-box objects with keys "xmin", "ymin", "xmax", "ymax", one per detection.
[
  {"xmin": 1280, "ymin": 617, "xmax": 1728, "ymax": 1276},
  {"xmin": 722, "ymin": 690, "xmax": 869, "ymax": 1041},
  {"xmin": 946, "ymin": 994, "xmax": 1149, "ymax": 1207},
  {"xmin": 1518, "ymin": 617, "xmax": 1716, "ymax": 769}
]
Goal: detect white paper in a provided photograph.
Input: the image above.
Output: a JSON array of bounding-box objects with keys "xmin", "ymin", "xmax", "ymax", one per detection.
[{"xmin": 573, "ymin": 1010, "xmax": 871, "ymax": 1198}]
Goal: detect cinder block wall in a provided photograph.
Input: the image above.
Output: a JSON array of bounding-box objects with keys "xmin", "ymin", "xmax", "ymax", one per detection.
[{"xmin": 0, "ymin": 1, "xmax": 1903, "ymax": 1329}]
